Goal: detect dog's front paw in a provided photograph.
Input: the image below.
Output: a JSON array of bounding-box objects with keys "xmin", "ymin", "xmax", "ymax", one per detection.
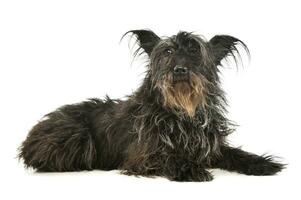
[
  {"xmin": 197, "ymin": 169, "xmax": 214, "ymax": 182},
  {"xmin": 168, "ymin": 165, "xmax": 213, "ymax": 182},
  {"xmin": 245, "ymin": 155, "xmax": 285, "ymax": 176}
]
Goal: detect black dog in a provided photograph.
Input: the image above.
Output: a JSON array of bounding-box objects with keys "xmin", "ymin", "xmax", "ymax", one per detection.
[{"xmin": 19, "ymin": 30, "xmax": 284, "ymax": 181}]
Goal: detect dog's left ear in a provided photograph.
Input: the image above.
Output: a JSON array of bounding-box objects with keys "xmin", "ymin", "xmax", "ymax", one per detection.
[
  {"xmin": 125, "ymin": 29, "xmax": 161, "ymax": 56},
  {"xmin": 209, "ymin": 35, "xmax": 249, "ymax": 66}
]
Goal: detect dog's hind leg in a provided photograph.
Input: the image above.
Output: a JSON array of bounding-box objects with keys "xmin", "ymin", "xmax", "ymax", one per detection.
[{"xmin": 18, "ymin": 105, "xmax": 97, "ymax": 172}]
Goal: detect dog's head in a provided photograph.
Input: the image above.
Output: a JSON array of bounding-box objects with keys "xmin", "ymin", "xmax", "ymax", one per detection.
[{"xmin": 125, "ymin": 30, "xmax": 249, "ymax": 117}]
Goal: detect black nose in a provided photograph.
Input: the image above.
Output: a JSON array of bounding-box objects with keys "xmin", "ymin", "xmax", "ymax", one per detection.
[{"xmin": 173, "ymin": 66, "xmax": 188, "ymax": 75}]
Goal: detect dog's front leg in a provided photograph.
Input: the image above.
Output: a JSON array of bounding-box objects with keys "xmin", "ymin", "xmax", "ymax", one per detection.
[
  {"xmin": 163, "ymin": 160, "xmax": 213, "ymax": 182},
  {"xmin": 212, "ymin": 146, "xmax": 284, "ymax": 175},
  {"xmin": 122, "ymin": 154, "xmax": 213, "ymax": 182}
]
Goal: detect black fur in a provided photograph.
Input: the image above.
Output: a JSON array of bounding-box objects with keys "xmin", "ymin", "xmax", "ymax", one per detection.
[{"xmin": 18, "ymin": 30, "xmax": 284, "ymax": 181}]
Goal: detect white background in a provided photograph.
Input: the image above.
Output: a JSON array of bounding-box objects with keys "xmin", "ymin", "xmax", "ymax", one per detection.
[{"xmin": 0, "ymin": 0, "xmax": 300, "ymax": 199}]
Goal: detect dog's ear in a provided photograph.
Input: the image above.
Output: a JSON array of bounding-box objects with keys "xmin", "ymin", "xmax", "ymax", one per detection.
[
  {"xmin": 124, "ymin": 29, "xmax": 161, "ymax": 56},
  {"xmin": 209, "ymin": 35, "xmax": 249, "ymax": 66}
]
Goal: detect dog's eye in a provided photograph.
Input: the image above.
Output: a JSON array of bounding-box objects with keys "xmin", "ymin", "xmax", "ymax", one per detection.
[{"xmin": 164, "ymin": 48, "xmax": 174, "ymax": 56}]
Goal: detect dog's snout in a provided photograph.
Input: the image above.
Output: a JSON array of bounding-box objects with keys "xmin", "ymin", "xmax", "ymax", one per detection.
[{"xmin": 173, "ymin": 66, "xmax": 188, "ymax": 75}]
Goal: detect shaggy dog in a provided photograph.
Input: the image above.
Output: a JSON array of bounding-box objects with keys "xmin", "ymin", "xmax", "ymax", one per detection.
[{"xmin": 19, "ymin": 30, "xmax": 284, "ymax": 181}]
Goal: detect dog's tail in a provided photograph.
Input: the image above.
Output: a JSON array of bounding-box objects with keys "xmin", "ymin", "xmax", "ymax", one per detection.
[{"xmin": 18, "ymin": 99, "xmax": 101, "ymax": 172}]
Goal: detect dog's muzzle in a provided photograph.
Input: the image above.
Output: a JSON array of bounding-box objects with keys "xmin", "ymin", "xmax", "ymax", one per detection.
[{"xmin": 173, "ymin": 65, "xmax": 189, "ymax": 82}]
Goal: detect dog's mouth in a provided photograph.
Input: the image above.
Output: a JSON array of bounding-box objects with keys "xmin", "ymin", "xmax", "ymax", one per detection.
[{"xmin": 173, "ymin": 74, "xmax": 190, "ymax": 83}]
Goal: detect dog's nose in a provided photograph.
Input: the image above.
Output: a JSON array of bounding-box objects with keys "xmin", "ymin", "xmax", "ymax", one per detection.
[{"xmin": 173, "ymin": 66, "xmax": 188, "ymax": 75}]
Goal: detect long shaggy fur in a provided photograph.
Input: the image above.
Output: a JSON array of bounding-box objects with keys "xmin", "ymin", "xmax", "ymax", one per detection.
[
  {"xmin": 156, "ymin": 73, "xmax": 207, "ymax": 117},
  {"xmin": 18, "ymin": 30, "xmax": 284, "ymax": 181}
]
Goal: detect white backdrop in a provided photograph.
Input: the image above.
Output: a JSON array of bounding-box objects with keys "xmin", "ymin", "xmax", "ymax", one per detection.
[{"xmin": 0, "ymin": 0, "xmax": 300, "ymax": 199}]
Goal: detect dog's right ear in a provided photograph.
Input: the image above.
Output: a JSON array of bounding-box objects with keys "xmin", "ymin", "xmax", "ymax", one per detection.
[{"xmin": 123, "ymin": 29, "xmax": 161, "ymax": 56}]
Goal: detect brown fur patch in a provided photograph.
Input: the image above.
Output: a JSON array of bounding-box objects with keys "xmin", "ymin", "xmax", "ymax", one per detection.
[{"xmin": 156, "ymin": 73, "xmax": 207, "ymax": 117}]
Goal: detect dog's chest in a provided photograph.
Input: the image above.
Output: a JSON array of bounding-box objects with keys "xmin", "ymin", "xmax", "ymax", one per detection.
[{"xmin": 157, "ymin": 118, "xmax": 220, "ymax": 160}]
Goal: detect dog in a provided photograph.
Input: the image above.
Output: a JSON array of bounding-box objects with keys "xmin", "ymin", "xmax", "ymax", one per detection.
[{"xmin": 18, "ymin": 30, "xmax": 284, "ymax": 181}]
